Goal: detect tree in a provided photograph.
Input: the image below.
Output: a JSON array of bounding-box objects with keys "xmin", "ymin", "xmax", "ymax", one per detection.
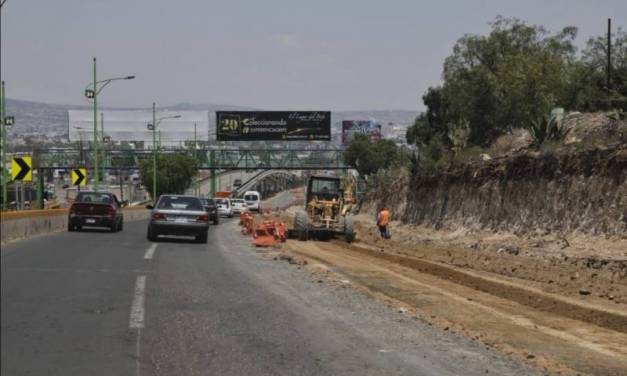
[
  {"xmin": 139, "ymin": 153, "xmax": 197, "ymax": 199},
  {"xmin": 449, "ymin": 18, "xmax": 578, "ymax": 144},
  {"xmin": 570, "ymin": 27, "xmax": 627, "ymax": 110},
  {"xmin": 343, "ymin": 134, "xmax": 400, "ymax": 177}
]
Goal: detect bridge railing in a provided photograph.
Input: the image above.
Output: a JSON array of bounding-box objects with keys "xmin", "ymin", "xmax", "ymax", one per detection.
[{"xmin": 33, "ymin": 148, "xmax": 349, "ymax": 170}]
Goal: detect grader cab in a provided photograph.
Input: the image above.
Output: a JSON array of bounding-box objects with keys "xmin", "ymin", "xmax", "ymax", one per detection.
[{"xmin": 293, "ymin": 176, "xmax": 356, "ymax": 243}]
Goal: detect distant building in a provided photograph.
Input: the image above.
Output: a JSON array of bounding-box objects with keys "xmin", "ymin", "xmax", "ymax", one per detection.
[{"xmin": 68, "ymin": 110, "xmax": 210, "ymax": 148}]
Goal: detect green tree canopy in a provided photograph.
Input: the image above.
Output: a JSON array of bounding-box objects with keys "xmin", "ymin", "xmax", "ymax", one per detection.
[
  {"xmin": 407, "ymin": 17, "xmax": 627, "ymax": 150},
  {"xmin": 139, "ymin": 153, "xmax": 197, "ymax": 199},
  {"xmin": 343, "ymin": 134, "xmax": 400, "ymax": 177}
]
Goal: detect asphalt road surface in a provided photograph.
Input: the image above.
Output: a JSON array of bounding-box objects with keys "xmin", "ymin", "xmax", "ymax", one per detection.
[{"xmin": 1, "ymin": 219, "xmax": 536, "ymax": 376}]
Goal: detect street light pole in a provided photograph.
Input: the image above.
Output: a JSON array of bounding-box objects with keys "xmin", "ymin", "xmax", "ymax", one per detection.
[
  {"xmin": 194, "ymin": 123, "xmax": 199, "ymax": 196},
  {"xmin": 148, "ymin": 108, "xmax": 181, "ymax": 202},
  {"xmin": 101, "ymin": 111, "xmax": 105, "ymax": 184},
  {"xmin": 0, "ymin": 1, "xmax": 3, "ymax": 208},
  {"xmin": 152, "ymin": 102, "xmax": 157, "ymax": 202},
  {"xmin": 92, "ymin": 57, "xmax": 99, "ymax": 191},
  {"xmin": 1, "ymin": 81, "xmax": 6, "ymax": 210},
  {"xmin": 84, "ymin": 60, "xmax": 134, "ymax": 192}
]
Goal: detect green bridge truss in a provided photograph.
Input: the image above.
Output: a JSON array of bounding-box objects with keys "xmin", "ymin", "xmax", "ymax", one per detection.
[{"xmin": 32, "ymin": 148, "xmax": 349, "ymax": 170}]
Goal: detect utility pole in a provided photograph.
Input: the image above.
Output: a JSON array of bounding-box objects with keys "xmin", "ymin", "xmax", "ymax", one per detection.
[{"xmin": 607, "ymin": 18, "xmax": 612, "ymax": 93}]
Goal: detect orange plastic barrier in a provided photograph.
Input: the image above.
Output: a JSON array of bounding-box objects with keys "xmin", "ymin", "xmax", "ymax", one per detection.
[
  {"xmin": 241, "ymin": 212, "xmax": 254, "ymax": 235},
  {"xmin": 275, "ymin": 222, "xmax": 287, "ymax": 242},
  {"xmin": 252, "ymin": 223, "xmax": 277, "ymax": 247},
  {"xmin": 238, "ymin": 213, "xmax": 286, "ymax": 246}
]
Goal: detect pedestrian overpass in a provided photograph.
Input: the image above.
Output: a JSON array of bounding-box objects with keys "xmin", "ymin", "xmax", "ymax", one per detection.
[
  {"xmin": 20, "ymin": 148, "xmax": 349, "ymax": 207},
  {"xmin": 34, "ymin": 148, "xmax": 348, "ymax": 170}
]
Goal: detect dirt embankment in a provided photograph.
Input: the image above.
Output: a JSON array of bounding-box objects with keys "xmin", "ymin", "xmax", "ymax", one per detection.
[
  {"xmin": 366, "ymin": 147, "xmax": 627, "ymax": 237},
  {"xmin": 341, "ymin": 144, "xmax": 627, "ymax": 374}
]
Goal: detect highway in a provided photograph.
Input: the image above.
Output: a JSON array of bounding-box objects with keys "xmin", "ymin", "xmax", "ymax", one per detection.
[{"xmin": 1, "ymin": 219, "xmax": 535, "ymax": 376}]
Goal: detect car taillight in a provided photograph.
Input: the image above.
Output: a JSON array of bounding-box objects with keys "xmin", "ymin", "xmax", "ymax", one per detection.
[
  {"xmin": 107, "ymin": 207, "xmax": 115, "ymax": 218},
  {"xmin": 69, "ymin": 206, "xmax": 77, "ymax": 215},
  {"xmin": 197, "ymin": 214, "xmax": 209, "ymax": 222},
  {"xmin": 152, "ymin": 212, "xmax": 165, "ymax": 220}
]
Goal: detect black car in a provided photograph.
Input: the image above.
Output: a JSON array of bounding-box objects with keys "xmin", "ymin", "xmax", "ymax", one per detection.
[
  {"xmin": 68, "ymin": 192, "xmax": 124, "ymax": 232},
  {"xmin": 200, "ymin": 198, "xmax": 219, "ymax": 225}
]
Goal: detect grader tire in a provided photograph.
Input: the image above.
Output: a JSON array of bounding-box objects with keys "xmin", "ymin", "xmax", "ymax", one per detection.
[
  {"xmin": 294, "ymin": 210, "xmax": 310, "ymax": 241},
  {"xmin": 344, "ymin": 215, "xmax": 355, "ymax": 244}
]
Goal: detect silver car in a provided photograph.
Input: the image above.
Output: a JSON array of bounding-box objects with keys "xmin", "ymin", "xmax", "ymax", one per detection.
[{"xmin": 146, "ymin": 195, "xmax": 209, "ymax": 243}]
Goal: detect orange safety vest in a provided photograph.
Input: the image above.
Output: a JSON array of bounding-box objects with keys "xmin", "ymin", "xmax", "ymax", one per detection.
[{"xmin": 378, "ymin": 209, "xmax": 389, "ymax": 226}]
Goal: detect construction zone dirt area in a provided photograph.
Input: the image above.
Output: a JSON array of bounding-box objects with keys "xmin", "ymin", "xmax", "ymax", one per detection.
[{"xmin": 247, "ymin": 206, "xmax": 627, "ymax": 376}]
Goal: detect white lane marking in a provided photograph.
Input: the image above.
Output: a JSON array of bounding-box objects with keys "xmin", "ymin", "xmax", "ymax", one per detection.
[
  {"xmin": 129, "ymin": 276, "xmax": 146, "ymax": 329},
  {"xmin": 135, "ymin": 328, "xmax": 142, "ymax": 376},
  {"xmin": 144, "ymin": 244, "xmax": 158, "ymax": 260}
]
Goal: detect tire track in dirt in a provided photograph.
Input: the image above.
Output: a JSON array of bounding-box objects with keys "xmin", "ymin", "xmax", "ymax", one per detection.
[
  {"xmin": 339, "ymin": 242, "xmax": 627, "ymax": 334},
  {"xmin": 283, "ymin": 239, "xmax": 627, "ymax": 375}
]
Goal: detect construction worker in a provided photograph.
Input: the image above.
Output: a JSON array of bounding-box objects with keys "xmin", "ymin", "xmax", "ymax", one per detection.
[{"xmin": 377, "ymin": 206, "xmax": 390, "ymax": 239}]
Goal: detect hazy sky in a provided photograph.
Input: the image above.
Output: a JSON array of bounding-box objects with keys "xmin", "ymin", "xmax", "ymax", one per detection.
[{"xmin": 2, "ymin": 0, "xmax": 626, "ymax": 110}]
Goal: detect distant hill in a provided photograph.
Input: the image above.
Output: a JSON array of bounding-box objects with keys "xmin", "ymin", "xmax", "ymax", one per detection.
[{"xmin": 4, "ymin": 98, "xmax": 418, "ymax": 145}]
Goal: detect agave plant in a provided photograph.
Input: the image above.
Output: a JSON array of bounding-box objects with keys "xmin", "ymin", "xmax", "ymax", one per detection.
[
  {"xmin": 527, "ymin": 115, "xmax": 569, "ymax": 147},
  {"xmin": 448, "ymin": 120, "xmax": 471, "ymax": 154}
]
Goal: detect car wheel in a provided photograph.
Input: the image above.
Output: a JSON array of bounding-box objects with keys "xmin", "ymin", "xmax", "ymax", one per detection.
[
  {"xmin": 147, "ymin": 226, "xmax": 157, "ymax": 241},
  {"xmin": 196, "ymin": 230, "xmax": 208, "ymax": 244},
  {"xmin": 118, "ymin": 219, "xmax": 124, "ymax": 232}
]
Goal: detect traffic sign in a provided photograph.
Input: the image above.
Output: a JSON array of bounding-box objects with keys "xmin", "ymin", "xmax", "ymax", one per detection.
[
  {"xmin": 71, "ymin": 168, "xmax": 87, "ymax": 186},
  {"xmin": 11, "ymin": 157, "xmax": 32, "ymax": 181}
]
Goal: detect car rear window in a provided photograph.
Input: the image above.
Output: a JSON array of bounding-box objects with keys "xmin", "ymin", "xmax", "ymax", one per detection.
[
  {"xmin": 157, "ymin": 196, "xmax": 203, "ymax": 211},
  {"xmin": 244, "ymin": 195, "xmax": 258, "ymax": 201},
  {"xmin": 200, "ymin": 199, "xmax": 215, "ymax": 206},
  {"xmin": 215, "ymin": 198, "xmax": 230, "ymax": 204},
  {"xmin": 76, "ymin": 193, "xmax": 116, "ymax": 204}
]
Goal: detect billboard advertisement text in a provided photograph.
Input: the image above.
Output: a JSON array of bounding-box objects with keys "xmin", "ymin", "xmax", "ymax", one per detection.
[{"xmin": 216, "ymin": 111, "xmax": 331, "ymax": 141}]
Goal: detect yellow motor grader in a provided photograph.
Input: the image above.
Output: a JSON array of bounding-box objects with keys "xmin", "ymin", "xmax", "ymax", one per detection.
[{"xmin": 293, "ymin": 175, "xmax": 356, "ymax": 243}]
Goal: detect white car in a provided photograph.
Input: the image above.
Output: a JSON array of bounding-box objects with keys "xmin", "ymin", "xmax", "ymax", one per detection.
[
  {"xmin": 214, "ymin": 198, "xmax": 233, "ymax": 218},
  {"xmin": 243, "ymin": 191, "xmax": 261, "ymax": 212},
  {"xmin": 230, "ymin": 198, "xmax": 248, "ymax": 213}
]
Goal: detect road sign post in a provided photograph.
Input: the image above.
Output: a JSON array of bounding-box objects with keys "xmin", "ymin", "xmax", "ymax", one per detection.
[{"xmin": 37, "ymin": 169, "xmax": 44, "ymax": 209}]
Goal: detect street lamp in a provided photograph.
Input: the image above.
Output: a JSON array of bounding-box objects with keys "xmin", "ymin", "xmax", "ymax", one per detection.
[
  {"xmin": 1, "ymin": 81, "xmax": 15, "ymax": 211},
  {"xmin": 83, "ymin": 57, "xmax": 134, "ymax": 192},
  {"xmin": 147, "ymin": 103, "xmax": 181, "ymax": 202}
]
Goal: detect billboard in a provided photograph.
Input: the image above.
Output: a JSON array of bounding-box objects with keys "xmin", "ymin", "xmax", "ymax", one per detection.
[
  {"xmin": 68, "ymin": 110, "xmax": 209, "ymax": 147},
  {"xmin": 342, "ymin": 120, "xmax": 382, "ymax": 145},
  {"xmin": 216, "ymin": 111, "xmax": 331, "ymax": 141}
]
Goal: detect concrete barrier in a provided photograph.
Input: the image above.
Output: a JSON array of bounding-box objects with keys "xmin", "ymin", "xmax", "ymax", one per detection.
[{"xmin": 1, "ymin": 207, "xmax": 150, "ymax": 244}]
